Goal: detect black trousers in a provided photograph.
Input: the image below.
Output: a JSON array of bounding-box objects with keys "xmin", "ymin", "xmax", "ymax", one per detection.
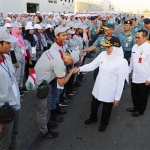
[
  {"xmin": 90, "ymin": 97, "xmax": 113, "ymax": 126},
  {"xmin": 131, "ymin": 82, "xmax": 149, "ymax": 113}
]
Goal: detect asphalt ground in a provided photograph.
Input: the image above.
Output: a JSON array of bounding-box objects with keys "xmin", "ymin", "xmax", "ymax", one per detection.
[{"xmin": 18, "ymin": 21, "xmax": 150, "ymax": 150}]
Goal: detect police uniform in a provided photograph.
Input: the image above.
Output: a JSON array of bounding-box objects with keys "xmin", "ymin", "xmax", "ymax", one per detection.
[
  {"xmin": 143, "ymin": 19, "xmax": 150, "ymax": 40},
  {"xmin": 88, "ymin": 16, "xmax": 98, "ymax": 46},
  {"xmin": 118, "ymin": 20, "xmax": 135, "ymax": 61},
  {"xmin": 92, "ymin": 22, "xmax": 115, "ymax": 80},
  {"xmin": 131, "ymin": 25, "xmax": 139, "ymax": 35}
]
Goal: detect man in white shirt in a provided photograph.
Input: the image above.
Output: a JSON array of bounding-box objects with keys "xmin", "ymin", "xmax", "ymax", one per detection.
[{"xmin": 127, "ymin": 29, "xmax": 150, "ymax": 117}]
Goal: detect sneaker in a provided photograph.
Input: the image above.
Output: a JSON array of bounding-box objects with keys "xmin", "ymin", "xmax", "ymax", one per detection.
[
  {"xmin": 71, "ymin": 90, "xmax": 77, "ymax": 94},
  {"xmin": 20, "ymin": 91, "xmax": 24, "ymax": 96},
  {"xmin": 20, "ymin": 87, "xmax": 28, "ymax": 92},
  {"xmin": 41, "ymin": 131, "xmax": 58, "ymax": 139},
  {"xmin": 69, "ymin": 91, "xmax": 76, "ymax": 96},
  {"xmin": 59, "ymin": 101, "xmax": 68, "ymax": 107}
]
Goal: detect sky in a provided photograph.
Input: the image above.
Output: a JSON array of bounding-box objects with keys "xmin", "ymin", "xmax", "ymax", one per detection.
[{"xmin": 110, "ymin": 0, "xmax": 150, "ymax": 12}]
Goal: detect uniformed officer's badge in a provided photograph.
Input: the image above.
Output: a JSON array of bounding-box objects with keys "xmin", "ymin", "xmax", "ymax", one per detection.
[{"xmin": 127, "ymin": 36, "xmax": 132, "ymax": 43}]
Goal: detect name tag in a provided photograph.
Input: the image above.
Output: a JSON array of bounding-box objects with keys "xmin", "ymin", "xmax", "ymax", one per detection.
[
  {"xmin": 32, "ymin": 47, "xmax": 36, "ymax": 54},
  {"xmin": 125, "ymin": 43, "xmax": 128, "ymax": 47},
  {"xmin": 21, "ymin": 47, "xmax": 24, "ymax": 54},
  {"xmin": 12, "ymin": 82, "xmax": 18, "ymax": 98}
]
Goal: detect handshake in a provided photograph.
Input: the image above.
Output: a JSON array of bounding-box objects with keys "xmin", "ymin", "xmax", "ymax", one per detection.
[{"xmin": 69, "ymin": 67, "xmax": 80, "ymax": 74}]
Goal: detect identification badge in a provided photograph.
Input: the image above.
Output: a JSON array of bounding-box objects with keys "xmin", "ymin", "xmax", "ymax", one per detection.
[
  {"xmin": 125, "ymin": 43, "xmax": 128, "ymax": 47},
  {"xmin": 138, "ymin": 57, "xmax": 142, "ymax": 63},
  {"xmin": 32, "ymin": 47, "xmax": 36, "ymax": 54},
  {"xmin": 21, "ymin": 47, "xmax": 24, "ymax": 54},
  {"xmin": 12, "ymin": 82, "xmax": 18, "ymax": 98}
]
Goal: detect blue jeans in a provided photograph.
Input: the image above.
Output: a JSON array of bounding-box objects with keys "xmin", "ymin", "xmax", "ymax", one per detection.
[{"xmin": 49, "ymin": 79, "xmax": 63, "ymax": 110}]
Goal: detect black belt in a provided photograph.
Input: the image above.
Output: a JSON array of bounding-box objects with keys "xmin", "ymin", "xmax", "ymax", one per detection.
[{"xmin": 123, "ymin": 51, "xmax": 131, "ymax": 53}]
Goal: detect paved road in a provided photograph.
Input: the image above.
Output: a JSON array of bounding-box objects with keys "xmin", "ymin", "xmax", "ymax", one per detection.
[{"xmin": 18, "ymin": 23, "xmax": 150, "ymax": 150}]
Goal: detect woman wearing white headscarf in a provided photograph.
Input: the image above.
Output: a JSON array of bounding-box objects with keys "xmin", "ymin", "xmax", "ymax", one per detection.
[{"xmin": 74, "ymin": 36, "xmax": 128, "ymax": 132}]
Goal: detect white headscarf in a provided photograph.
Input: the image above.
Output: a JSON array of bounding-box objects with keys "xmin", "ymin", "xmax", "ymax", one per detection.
[
  {"xmin": 106, "ymin": 46, "xmax": 124, "ymax": 62},
  {"xmin": 106, "ymin": 46, "xmax": 129, "ymax": 83}
]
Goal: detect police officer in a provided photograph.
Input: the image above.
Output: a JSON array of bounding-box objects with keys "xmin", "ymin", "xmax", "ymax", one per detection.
[
  {"xmin": 131, "ymin": 18, "xmax": 139, "ymax": 35},
  {"xmin": 137, "ymin": 16, "xmax": 145, "ymax": 30},
  {"xmin": 118, "ymin": 20, "xmax": 135, "ymax": 63},
  {"xmin": 143, "ymin": 18, "xmax": 150, "ymax": 40},
  {"xmin": 80, "ymin": 22, "xmax": 115, "ymax": 80}
]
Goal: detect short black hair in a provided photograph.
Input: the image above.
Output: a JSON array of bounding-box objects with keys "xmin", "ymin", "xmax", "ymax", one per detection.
[
  {"xmin": 0, "ymin": 41, "xmax": 4, "ymax": 45},
  {"xmin": 141, "ymin": 16, "xmax": 144, "ymax": 18},
  {"xmin": 137, "ymin": 29, "xmax": 148, "ymax": 37}
]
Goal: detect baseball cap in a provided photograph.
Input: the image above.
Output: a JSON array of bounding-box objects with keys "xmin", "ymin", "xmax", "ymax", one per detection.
[
  {"xmin": 0, "ymin": 27, "xmax": 18, "ymax": 42},
  {"xmin": 4, "ymin": 17, "xmax": 11, "ymax": 22},
  {"xmin": 67, "ymin": 30, "xmax": 75, "ymax": 35},
  {"xmin": 101, "ymin": 36, "xmax": 121, "ymax": 47},
  {"xmin": 34, "ymin": 24, "xmax": 42, "ymax": 29},
  {"xmin": 13, "ymin": 22, "xmax": 22, "ymax": 28},
  {"xmin": 144, "ymin": 18, "xmax": 150, "ymax": 24},
  {"xmin": 25, "ymin": 24, "xmax": 34, "ymax": 30},
  {"xmin": 7, "ymin": 12, "xmax": 13, "ymax": 15},
  {"xmin": 4, "ymin": 23, "xmax": 12, "ymax": 28},
  {"xmin": 54, "ymin": 26, "xmax": 69, "ymax": 36},
  {"xmin": 45, "ymin": 24, "xmax": 53, "ymax": 29},
  {"xmin": 102, "ymin": 22, "xmax": 115, "ymax": 30},
  {"xmin": 36, "ymin": 11, "xmax": 40, "ymax": 14},
  {"xmin": 124, "ymin": 20, "xmax": 132, "ymax": 25},
  {"xmin": 68, "ymin": 49, "xmax": 79, "ymax": 64},
  {"xmin": 89, "ymin": 16, "xmax": 98, "ymax": 21}
]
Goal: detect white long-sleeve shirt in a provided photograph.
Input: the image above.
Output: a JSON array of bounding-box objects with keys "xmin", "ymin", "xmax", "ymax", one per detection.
[
  {"xmin": 79, "ymin": 52, "xmax": 128, "ymax": 102},
  {"xmin": 129, "ymin": 42, "xmax": 150, "ymax": 83}
]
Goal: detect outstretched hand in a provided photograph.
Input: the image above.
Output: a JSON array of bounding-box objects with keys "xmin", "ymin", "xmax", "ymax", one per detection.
[
  {"xmin": 79, "ymin": 50, "xmax": 87, "ymax": 57},
  {"xmin": 70, "ymin": 67, "xmax": 80, "ymax": 74}
]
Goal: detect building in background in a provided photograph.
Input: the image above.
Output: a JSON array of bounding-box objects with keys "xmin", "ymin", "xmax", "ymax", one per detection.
[
  {"xmin": 0, "ymin": 0, "xmax": 75, "ymax": 16},
  {"xmin": 75, "ymin": 0, "xmax": 110, "ymax": 12}
]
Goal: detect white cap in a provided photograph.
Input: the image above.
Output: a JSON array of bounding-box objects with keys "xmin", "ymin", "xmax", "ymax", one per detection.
[
  {"xmin": 48, "ymin": 12, "xmax": 54, "ymax": 15},
  {"xmin": 34, "ymin": 24, "xmax": 42, "ymax": 29},
  {"xmin": 25, "ymin": 24, "xmax": 34, "ymax": 30},
  {"xmin": 0, "ymin": 27, "xmax": 18, "ymax": 42},
  {"xmin": 40, "ymin": 23, "xmax": 46, "ymax": 28},
  {"xmin": 76, "ymin": 23, "xmax": 86, "ymax": 29},
  {"xmin": 54, "ymin": 25, "xmax": 69, "ymax": 36},
  {"xmin": 13, "ymin": 22, "xmax": 22, "ymax": 28},
  {"xmin": 45, "ymin": 24, "xmax": 53, "ymax": 29},
  {"xmin": 22, "ymin": 11, "xmax": 27, "ymax": 14},
  {"xmin": 4, "ymin": 17, "xmax": 11, "ymax": 22},
  {"xmin": 67, "ymin": 30, "xmax": 75, "ymax": 35},
  {"xmin": 8, "ymin": 12, "xmax": 13, "ymax": 15},
  {"xmin": 36, "ymin": 11, "xmax": 40, "ymax": 14},
  {"xmin": 26, "ymin": 21, "xmax": 33, "ymax": 26},
  {"xmin": 68, "ymin": 49, "xmax": 79, "ymax": 64},
  {"xmin": 4, "ymin": 23, "xmax": 12, "ymax": 28}
]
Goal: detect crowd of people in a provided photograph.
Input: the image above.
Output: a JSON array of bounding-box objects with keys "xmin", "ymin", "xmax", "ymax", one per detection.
[{"xmin": 0, "ymin": 10, "xmax": 150, "ymax": 150}]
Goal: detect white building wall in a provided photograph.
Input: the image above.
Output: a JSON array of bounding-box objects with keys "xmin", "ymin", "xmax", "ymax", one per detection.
[{"xmin": 0, "ymin": 0, "xmax": 75, "ymax": 16}]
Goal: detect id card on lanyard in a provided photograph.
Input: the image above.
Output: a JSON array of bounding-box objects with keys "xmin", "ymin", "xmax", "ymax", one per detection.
[{"xmin": 0, "ymin": 60, "xmax": 18, "ymax": 98}]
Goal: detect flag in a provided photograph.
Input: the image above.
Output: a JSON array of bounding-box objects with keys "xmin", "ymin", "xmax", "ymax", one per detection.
[{"xmin": 25, "ymin": 68, "xmax": 36, "ymax": 90}]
